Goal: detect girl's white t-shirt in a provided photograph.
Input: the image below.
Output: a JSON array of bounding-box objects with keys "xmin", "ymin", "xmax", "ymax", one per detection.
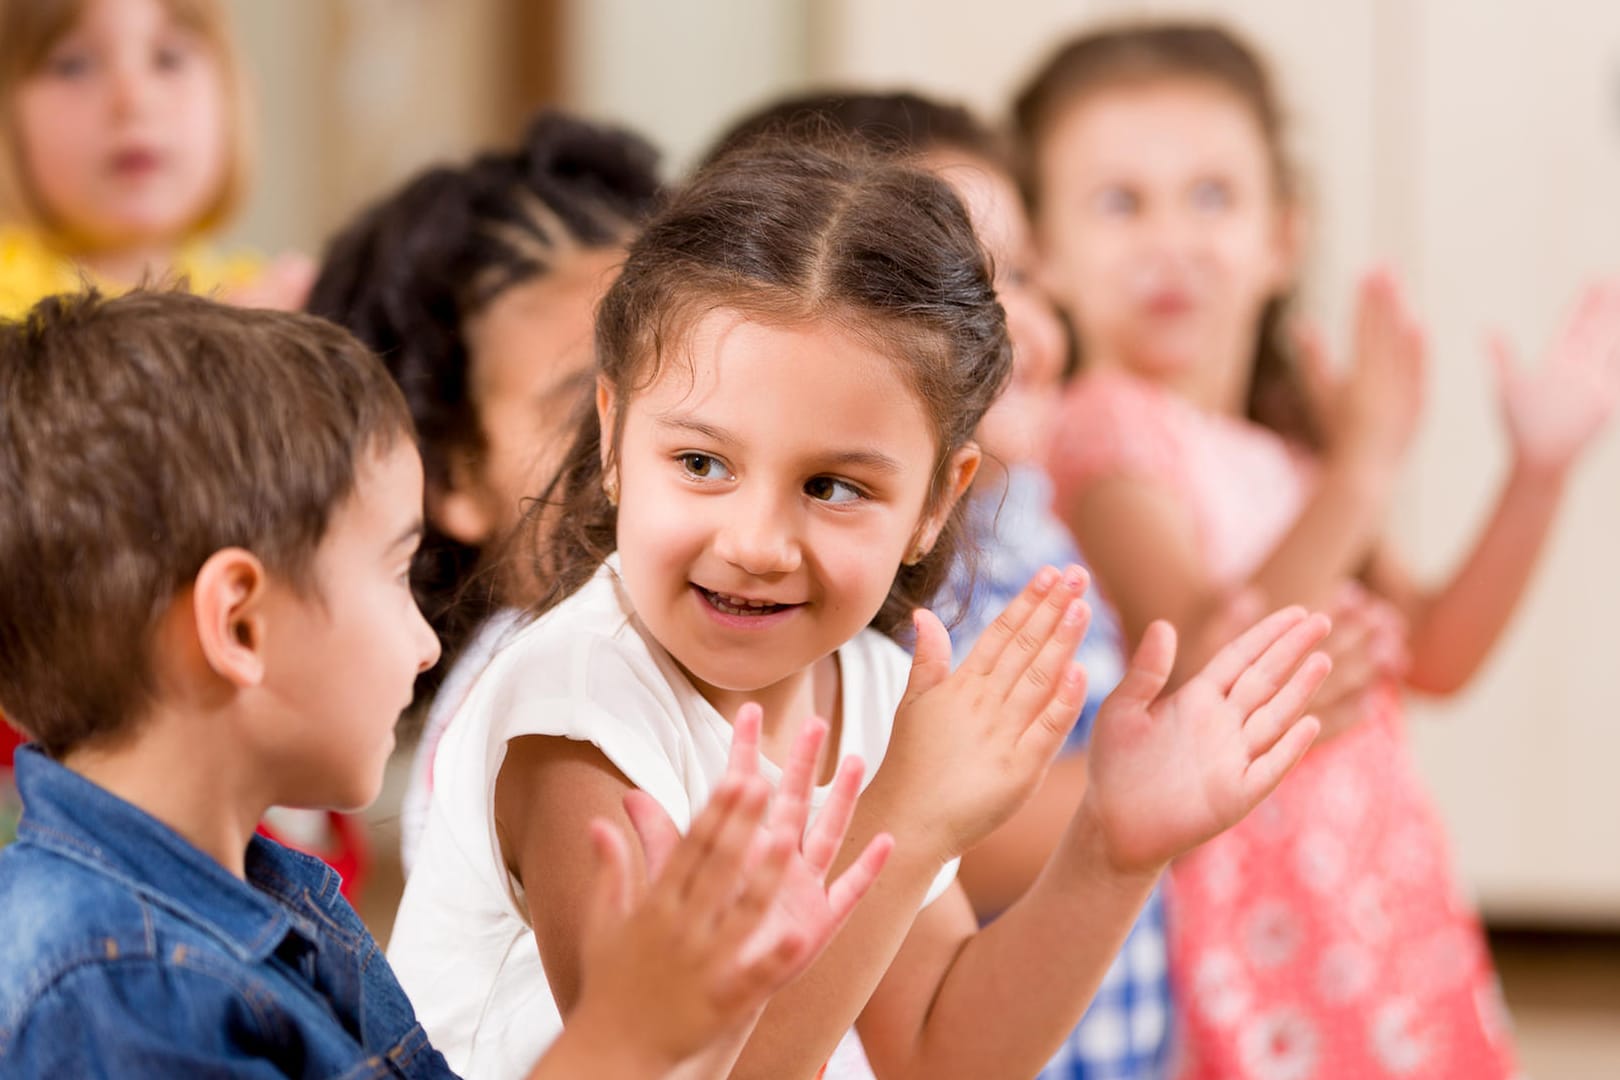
[{"xmin": 387, "ymin": 557, "xmax": 959, "ymax": 1080}]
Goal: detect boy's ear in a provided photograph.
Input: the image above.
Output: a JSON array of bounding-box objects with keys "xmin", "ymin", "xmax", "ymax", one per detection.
[
  {"xmin": 191, "ymin": 548, "xmax": 269, "ymax": 688},
  {"xmin": 426, "ymin": 449, "xmax": 498, "ymax": 547},
  {"xmin": 908, "ymin": 442, "xmax": 981, "ymax": 563}
]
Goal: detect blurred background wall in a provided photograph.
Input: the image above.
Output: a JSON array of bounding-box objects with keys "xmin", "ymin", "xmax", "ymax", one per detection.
[{"xmin": 225, "ymin": 0, "xmax": 1620, "ymax": 929}]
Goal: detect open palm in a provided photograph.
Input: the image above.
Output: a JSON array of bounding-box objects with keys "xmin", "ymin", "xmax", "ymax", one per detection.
[
  {"xmin": 624, "ymin": 705, "xmax": 890, "ymax": 976},
  {"xmin": 1082, "ymin": 607, "xmax": 1331, "ymax": 875},
  {"xmin": 1495, "ymin": 278, "xmax": 1620, "ymax": 476}
]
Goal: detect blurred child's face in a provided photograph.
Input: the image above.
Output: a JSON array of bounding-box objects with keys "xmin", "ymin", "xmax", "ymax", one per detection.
[
  {"xmin": 1034, "ymin": 80, "xmax": 1290, "ymax": 390},
  {"xmin": 256, "ymin": 441, "xmax": 441, "ymax": 811},
  {"xmin": 15, "ymin": 0, "xmax": 229, "ymax": 250},
  {"xmin": 604, "ymin": 311, "xmax": 958, "ymax": 714},
  {"xmin": 930, "ymin": 151, "xmax": 1067, "ymax": 468},
  {"xmin": 439, "ymin": 248, "xmax": 621, "ymax": 547}
]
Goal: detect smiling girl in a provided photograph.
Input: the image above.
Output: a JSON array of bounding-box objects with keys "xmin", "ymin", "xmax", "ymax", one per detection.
[{"xmin": 387, "ymin": 139, "xmax": 1334, "ymax": 1080}]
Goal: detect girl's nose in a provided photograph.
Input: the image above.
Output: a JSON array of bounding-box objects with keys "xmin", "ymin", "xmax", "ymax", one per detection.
[
  {"xmin": 107, "ymin": 57, "xmax": 155, "ymax": 119},
  {"xmin": 713, "ymin": 496, "xmax": 802, "ymax": 577}
]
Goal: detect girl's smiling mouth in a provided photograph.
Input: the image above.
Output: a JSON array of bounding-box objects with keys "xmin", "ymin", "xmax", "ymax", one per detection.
[{"xmin": 692, "ymin": 584, "xmax": 802, "ymax": 620}]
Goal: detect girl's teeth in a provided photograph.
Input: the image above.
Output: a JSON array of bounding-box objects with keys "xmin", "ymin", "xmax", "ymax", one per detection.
[{"xmin": 706, "ymin": 589, "xmax": 784, "ymax": 615}]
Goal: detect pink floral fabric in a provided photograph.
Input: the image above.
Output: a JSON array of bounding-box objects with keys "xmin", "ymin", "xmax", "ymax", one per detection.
[{"xmin": 1048, "ymin": 371, "xmax": 1518, "ymax": 1079}]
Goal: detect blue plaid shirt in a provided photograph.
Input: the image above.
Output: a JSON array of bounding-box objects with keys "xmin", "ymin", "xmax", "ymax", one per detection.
[{"xmin": 947, "ymin": 466, "xmax": 1170, "ymax": 1080}]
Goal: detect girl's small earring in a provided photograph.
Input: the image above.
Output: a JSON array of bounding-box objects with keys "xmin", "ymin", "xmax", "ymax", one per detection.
[
  {"xmin": 602, "ymin": 473, "xmax": 619, "ymax": 508},
  {"xmin": 903, "ymin": 544, "xmax": 927, "ymax": 566}
]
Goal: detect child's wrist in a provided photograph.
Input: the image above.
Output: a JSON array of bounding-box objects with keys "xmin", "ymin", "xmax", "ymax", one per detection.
[
  {"xmin": 1323, "ymin": 445, "xmax": 1400, "ymax": 504},
  {"xmin": 855, "ymin": 771, "xmax": 960, "ymax": 869},
  {"xmin": 1507, "ymin": 448, "xmax": 1575, "ymax": 491},
  {"xmin": 1064, "ymin": 796, "xmax": 1169, "ymax": 890},
  {"xmin": 556, "ymin": 1000, "xmax": 683, "ymax": 1080}
]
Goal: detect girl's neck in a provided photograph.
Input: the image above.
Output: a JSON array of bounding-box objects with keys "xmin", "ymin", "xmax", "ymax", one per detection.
[
  {"xmin": 1095, "ymin": 342, "xmax": 1253, "ymax": 418},
  {"xmin": 697, "ymin": 653, "xmax": 843, "ymax": 784}
]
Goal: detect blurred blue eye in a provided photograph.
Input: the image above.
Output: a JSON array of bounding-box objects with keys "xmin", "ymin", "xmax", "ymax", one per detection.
[
  {"xmin": 44, "ymin": 50, "xmax": 93, "ymax": 79},
  {"xmin": 154, "ymin": 44, "xmax": 190, "ymax": 72},
  {"xmin": 1191, "ymin": 178, "xmax": 1234, "ymax": 212},
  {"xmin": 1094, "ymin": 186, "xmax": 1140, "ymax": 216}
]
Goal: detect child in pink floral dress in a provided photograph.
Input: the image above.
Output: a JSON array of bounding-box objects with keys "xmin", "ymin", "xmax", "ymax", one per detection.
[{"xmin": 1015, "ymin": 22, "xmax": 1620, "ymax": 1079}]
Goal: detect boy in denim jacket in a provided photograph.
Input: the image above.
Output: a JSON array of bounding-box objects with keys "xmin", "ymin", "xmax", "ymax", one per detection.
[{"xmin": 0, "ymin": 291, "xmax": 879, "ymax": 1078}]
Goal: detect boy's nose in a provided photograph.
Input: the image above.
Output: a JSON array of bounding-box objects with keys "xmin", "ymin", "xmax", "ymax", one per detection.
[{"xmin": 413, "ymin": 605, "xmax": 443, "ymax": 674}]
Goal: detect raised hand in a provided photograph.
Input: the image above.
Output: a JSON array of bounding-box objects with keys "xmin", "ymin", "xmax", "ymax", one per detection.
[
  {"xmin": 1080, "ymin": 607, "xmax": 1331, "ymax": 875},
  {"xmin": 614, "ymin": 706, "xmax": 891, "ymax": 1023},
  {"xmin": 1492, "ymin": 277, "xmax": 1620, "ymax": 478},
  {"xmin": 1299, "ymin": 269, "xmax": 1426, "ymax": 473},
  {"xmin": 877, "ymin": 564, "xmax": 1093, "ymax": 861}
]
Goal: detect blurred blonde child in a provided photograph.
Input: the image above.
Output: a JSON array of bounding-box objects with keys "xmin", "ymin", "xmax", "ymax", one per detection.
[
  {"xmin": 0, "ymin": 0, "xmax": 311, "ymax": 317},
  {"xmin": 1017, "ymin": 22, "xmax": 1620, "ymax": 1078}
]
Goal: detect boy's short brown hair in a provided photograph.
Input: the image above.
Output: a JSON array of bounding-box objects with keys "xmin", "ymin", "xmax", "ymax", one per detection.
[{"xmin": 0, "ymin": 290, "xmax": 414, "ymax": 757}]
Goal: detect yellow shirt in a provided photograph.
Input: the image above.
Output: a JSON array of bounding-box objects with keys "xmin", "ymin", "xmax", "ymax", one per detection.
[{"xmin": 0, "ymin": 227, "xmax": 262, "ymax": 320}]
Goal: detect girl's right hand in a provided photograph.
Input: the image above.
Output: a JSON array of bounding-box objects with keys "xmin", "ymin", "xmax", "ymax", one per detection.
[
  {"xmin": 878, "ymin": 565, "xmax": 1094, "ymax": 862},
  {"xmin": 1302, "ymin": 270, "xmax": 1427, "ymax": 474}
]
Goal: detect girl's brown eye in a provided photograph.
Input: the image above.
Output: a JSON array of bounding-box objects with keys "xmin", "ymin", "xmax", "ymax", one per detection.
[{"xmin": 805, "ymin": 477, "xmax": 862, "ymax": 504}]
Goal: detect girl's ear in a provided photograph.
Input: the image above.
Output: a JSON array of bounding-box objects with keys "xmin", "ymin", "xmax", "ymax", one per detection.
[
  {"xmin": 426, "ymin": 449, "xmax": 498, "ymax": 547},
  {"xmin": 908, "ymin": 442, "xmax": 982, "ymax": 563},
  {"xmin": 1268, "ymin": 200, "xmax": 1307, "ymax": 294},
  {"xmin": 191, "ymin": 548, "xmax": 269, "ymax": 689},
  {"xmin": 595, "ymin": 375, "xmax": 617, "ymax": 473}
]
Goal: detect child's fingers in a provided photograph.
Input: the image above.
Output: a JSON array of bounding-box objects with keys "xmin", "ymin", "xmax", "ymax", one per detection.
[
  {"xmin": 584, "ymin": 818, "xmax": 634, "ymax": 941},
  {"xmin": 1243, "ymin": 651, "xmax": 1333, "ymax": 756},
  {"xmin": 726, "ymin": 702, "xmax": 764, "ymax": 781},
  {"xmin": 956, "ymin": 565, "xmax": 1062, "ymax": 678},
  {"xmin": 716, "ymin": 925, "xmax": 812, "ymax": 1016},
  {"xmin": 800, "ymin": 755, "xmax": 866, "ymax": 877},
  {"xmin": 1225, "ymin": 613, "xmax": 1332, "ymax": 716},
  {"xmin": 1004, "ymin": 597, "xmax": 1090, "ymax": 728},
  {"xmin": 984, "ymin": 565, "xmax": 1088, "ymax": 701},
  {"xmin": 1105, "ymin": 620, "xmax": 1177, "ymax": 711},
  {"xmin": 624, "ymin": 786, "xmax": 691, "ymax": 883},
  {"xmin": 710, "ymin": 829, "xmax": 794, "ymax": 963},
  {"xmin": 683, "ymin": 777, "xmax": 773, "ymax": 921},
  {"xmin": 1197, "ymin": 606, "xmax": 1309, "ymax": 693},
  {"xmin": 1019, "ymin": 661, "xmax": 1088, "ymax": 759},
  {"xmin": 1242, "ymin": 714, "xmax": 1321, "ymax": 806},
  {"xmin": 823, "ymin": 832, "xmax": 894, "ymax": 927},
  {"xmin": 768, "ymin": 715, "xmax": 828, "ymax": 839},
  {"xmin": 901, "ymin": 608, "xmax": 956, "ymax": 704}
]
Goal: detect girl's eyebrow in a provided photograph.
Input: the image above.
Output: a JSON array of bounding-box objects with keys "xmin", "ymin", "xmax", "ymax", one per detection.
[{"xmin": 652, "ymin": 414, "xmax": 733, "ymax": 443}]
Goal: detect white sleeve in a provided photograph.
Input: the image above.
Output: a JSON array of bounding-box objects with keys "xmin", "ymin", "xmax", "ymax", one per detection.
[{"xmin": 477, "ymin": 629, "xmax": 698, "ymax": 826}]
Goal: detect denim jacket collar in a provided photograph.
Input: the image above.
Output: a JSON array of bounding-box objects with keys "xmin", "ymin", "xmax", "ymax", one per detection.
[{"xmin": 12, "ymin": 745, "xmax": 331, "ymax": 965}]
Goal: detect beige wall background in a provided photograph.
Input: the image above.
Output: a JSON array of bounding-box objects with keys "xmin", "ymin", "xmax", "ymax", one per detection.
[{"xmin": 230, "ymin": 0, "xmax": 1620, "ymax": 925}]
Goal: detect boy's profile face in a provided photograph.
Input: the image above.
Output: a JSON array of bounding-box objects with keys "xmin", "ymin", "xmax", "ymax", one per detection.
[{"xmin": 254, "ymin": 440, "xmax": 440, "ymax": 811}]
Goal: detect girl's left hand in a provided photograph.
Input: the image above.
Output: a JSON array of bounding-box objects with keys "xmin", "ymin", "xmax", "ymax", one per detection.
[
  {"xmin": 1078, "ymin": 607, "xmax": 1331, "ymax": 876},
  {"xmin": 622, "ymin": 705, "xmax": 891, "ymax": 977},
  {"xmin": 1494, "ymin": 278, "xmax": 1620, "ymax": 479}
]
